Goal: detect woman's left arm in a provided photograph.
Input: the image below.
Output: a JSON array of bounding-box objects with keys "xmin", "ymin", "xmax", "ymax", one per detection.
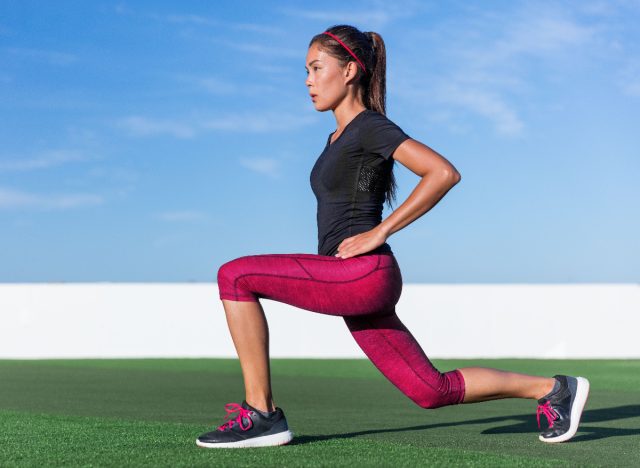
[
  {"xmin": 377, "ymin": 138, "xmax": 461, "ymax": 238},
  {"xmin": 335, "ymin": 138, "xmax": 461, "ymax": 258}
]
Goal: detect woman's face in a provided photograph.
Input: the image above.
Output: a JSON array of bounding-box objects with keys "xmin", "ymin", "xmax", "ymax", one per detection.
[{"xmin": 305, "ymin": 42, "xmax": 351, "ymax": 112}]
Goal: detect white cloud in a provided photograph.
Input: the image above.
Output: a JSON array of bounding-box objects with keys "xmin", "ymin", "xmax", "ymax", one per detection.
[
  {"xmin": 619, "ymin": 79, "xmax": 640, "ymax": 97},
  {"xmin": 238, "ymin": 157, "xmax": 280, "ymax": 178},
  {"xmin": 214, "ymin": 39, "xmax": 301, "ymax": 59},
  {"xmin": 188, "ymin": 76, "xmax": 238, "ymax": 95},
  {"xmin": 86, "ymin": 167, "xmax": 138, "ymax": 184},
  {"xmin": 436, "ymin": 85, "xmax": 524, "ymax": 137},
  {"xmin": 63, "ymin": 126, "xmax": 102, "ymax": 147},
  {"xmin": 148, "ymin": 13, "xmax": 285, "ymax": 35},
  {"xmin": 0, "ymin": 150, "xmax": 90, "ymax": 172},
  {"xmin": 163, "ymin": 13, "xmax": 218, "ymax": 26},
  {"xmin": 201, "ymin": 110, "xmax": 316, "ymax": 132},
  {"xmin": 117, "ymin": 109, "xmax": 317, "ymax": 139},
  {"xmin": 230, "ymin": 23, "xmax": 286, "ymax": 35},
  {"xmin": 254, "ymin": 64, "xmax": 293, "ymax": 76},
  {"xmin": 578, "ymin": 0, "xmax": 640, "ymax": 17},
  {"xmin": 578, "ymin": 1, "xmax": 618, "ymax": 16},
  {"xmin": 395, "ymin": 3, "xmax": 600, "ymax": 137},
  {"xmin": 114, "ymin": 3, "xmax": 133, "ymax": 15},
  {"xmin": 487, "ymin": 14, "xmax": 595, "ymax": 63},
  {"xmin": 280, "ymin": 7, "xmax": 393, "ymax": 25},
  {"xmin": 117, "ymin": 116, "xmax": 197, "ymax": 138},
  {"xmin": 0, "ymin": 187, "xmax": 103, "ymax": 210},
  {"xmin": 6, "ymin": 47, "xmax": 77, "ymax": 65},
  {"xmin": 172, "ymin": 74, "xmax": 278, "ymax": 96},
  {"xmin": 278, "ymin": 0, "xmax": 426, "ymax": 29}
]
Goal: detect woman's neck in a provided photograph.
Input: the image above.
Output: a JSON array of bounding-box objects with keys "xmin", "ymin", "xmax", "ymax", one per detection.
[{"xmin": 332, "ymin": 101, "xmax": 367, "ymax": 133}]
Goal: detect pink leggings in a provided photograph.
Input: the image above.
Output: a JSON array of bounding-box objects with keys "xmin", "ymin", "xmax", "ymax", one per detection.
[{"xmin": 216, "ymin": 251, "xmax": 465, "ymax": 409}]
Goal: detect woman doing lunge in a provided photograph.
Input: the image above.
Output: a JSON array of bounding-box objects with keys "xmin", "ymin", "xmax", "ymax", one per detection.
[{"xmin": 196, "ymin": 24, "xmax": 589, "ymax": 449}]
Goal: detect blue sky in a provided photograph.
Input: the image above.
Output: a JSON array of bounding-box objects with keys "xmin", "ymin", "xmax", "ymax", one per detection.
[{"xmin": 0, "ymin": 0, "xmax": 638, "ymax": 283}]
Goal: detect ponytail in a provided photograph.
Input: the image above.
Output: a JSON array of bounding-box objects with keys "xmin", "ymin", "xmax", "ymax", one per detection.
[{"xmin": 363, "ymin": 31, "xmax": 386, "ymax": 116}]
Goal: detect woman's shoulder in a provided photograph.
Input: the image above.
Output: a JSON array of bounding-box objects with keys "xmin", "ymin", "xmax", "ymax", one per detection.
[
  {"xmin": 360, "ymin": 109, "xmax": 402, "ymax": 128},
  {"xmin": 358, "ymin": 109, "xmax": 408, "ymax": 136},
  {"xmin": 358, "ymin": 108, "xmax": 411, "ymax": 159},
  {"xmin": 362, "ymin": 108, "xmax": 385, "ymax": 120}
]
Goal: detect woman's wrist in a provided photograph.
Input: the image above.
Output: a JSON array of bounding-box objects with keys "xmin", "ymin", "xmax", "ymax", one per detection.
[{"xmin": 376, "ymin": 223, "xmax": 392, "ymax": 239}]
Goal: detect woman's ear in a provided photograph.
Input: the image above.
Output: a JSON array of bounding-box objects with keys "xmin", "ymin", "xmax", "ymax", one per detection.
[{"xmin": 343, "ymin": 61, "xmax": 359, "ymax": 84}]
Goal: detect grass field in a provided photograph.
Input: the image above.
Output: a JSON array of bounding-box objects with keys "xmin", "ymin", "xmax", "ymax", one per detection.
[{"xmin": 1, "ymin": 359, "xmax": 638, "ymax": 467}]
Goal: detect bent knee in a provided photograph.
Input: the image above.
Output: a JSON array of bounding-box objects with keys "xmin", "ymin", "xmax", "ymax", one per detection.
[
  {"xmin": 216, "ymin": 256, "xmax": 260, "ymax": 302},
  {"xmin": 414, "ymin": 395, "xmax": 451, "ymax": 409},
  {"xmin": 217, "ymin": 256, "xmax": 249, "ymax": 284},
  {"xmin": 216, "ymin": 261, "xmax": 233, "ymax": 284},
  {"xmin": 413, "ymin": 370, "xmax": 465, "ymax": 409}
]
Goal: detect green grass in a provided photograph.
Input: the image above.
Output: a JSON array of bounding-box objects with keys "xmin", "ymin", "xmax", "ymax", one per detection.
[{"xmin": 1, "ymin": 359, "xmax": 638, "ymax": 467}]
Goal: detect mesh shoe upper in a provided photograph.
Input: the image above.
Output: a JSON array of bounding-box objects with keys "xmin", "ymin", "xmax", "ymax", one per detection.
[
  {"xmin": 197, "ymin": 400, "xmax": 290, "ymax": 445},
  {"xmin": 537, "ymin": 375, "xmax": 579, "ymax": 440}
]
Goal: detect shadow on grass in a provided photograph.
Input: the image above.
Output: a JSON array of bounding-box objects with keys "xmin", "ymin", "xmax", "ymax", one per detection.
[
  {"xmin": 290, "ymin": 405, "xmax": 640, "ymax": 445},
  {"xmin": 483, "ymin": 404, "xmax": 640, "ymax": 442}
]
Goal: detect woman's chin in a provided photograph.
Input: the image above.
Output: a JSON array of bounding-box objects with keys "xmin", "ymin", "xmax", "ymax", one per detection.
[{"xmin": 313, "ymin": 103, "xmax": 331, "ymax": 112}]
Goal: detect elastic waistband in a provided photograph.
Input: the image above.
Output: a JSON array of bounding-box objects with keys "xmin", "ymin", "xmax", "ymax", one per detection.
[{"xmin": 359, "ymin": 250, "xmax": 394, "ymax": 257}]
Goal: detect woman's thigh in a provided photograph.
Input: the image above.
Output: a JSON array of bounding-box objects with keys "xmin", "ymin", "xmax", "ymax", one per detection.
[{"xmin": 216, "ymin": 252, "xmax": 402, "ymax": 316}]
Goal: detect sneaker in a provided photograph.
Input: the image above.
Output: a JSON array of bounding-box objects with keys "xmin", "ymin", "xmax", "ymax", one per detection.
[
  {"xmin": 536, "ymin": 375, "xmax": 590, "ymax": 443},
  {"xmin": 196, "ymin": 400, "xmax": 293, "ymax": 448}
]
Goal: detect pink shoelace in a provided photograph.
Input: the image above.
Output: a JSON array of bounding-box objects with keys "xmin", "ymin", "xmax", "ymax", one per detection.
[
  {"xmin": 536, "ymin": 401, "xmax": 559, "ymax": 429},
  {"xmin": 216, "ymin": 403, "xmax": 254, "ymax": 431}
]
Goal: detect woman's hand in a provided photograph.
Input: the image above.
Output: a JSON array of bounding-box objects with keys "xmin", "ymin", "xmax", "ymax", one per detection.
[{"xmin": 335, "ymin": 226, "xmax": 388, "ymax": 259}]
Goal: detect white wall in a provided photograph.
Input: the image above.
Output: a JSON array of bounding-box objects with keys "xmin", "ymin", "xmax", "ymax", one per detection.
[{"xmin": 1, "ymin": 283, "xmax": 638, "ymax": 359}]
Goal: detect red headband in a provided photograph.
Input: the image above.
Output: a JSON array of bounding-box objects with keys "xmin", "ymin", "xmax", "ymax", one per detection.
[{"xmin": 323, "ymin": 31, "xmax": 367, "ymax": 73}]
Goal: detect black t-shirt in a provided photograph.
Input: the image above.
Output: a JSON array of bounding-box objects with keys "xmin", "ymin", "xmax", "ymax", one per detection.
[{"xmin": 310, "ymin": 108, "xmax": 411, "ymax": 256}]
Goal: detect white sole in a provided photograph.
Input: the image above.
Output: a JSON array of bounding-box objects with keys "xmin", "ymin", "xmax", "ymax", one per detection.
[
  {"xmin": 539, "ymin": 376, "xmax": 590, "ymax": 443},
  {"xmin": 196, "ymin": 429, "xmax": 294, "ymax": 449}
]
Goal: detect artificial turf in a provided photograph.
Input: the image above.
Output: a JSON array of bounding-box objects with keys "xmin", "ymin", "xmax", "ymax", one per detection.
[{"xmin": 0, "ymin": 359, "xmax": 638, "ymax": 467}]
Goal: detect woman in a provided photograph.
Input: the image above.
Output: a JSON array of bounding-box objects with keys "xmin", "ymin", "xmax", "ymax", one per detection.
[{"xmin": 196, "ymin": 24, "xmax": 589, "ymax": 449}]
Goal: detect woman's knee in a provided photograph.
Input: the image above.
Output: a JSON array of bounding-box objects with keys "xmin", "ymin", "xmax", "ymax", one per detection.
[
  {"xmin": 217, "ymin": 256, "xmax": 250, "ymax": 284},
  {"xmin": 413, "ymin": 370, "xmax": 466, "ymax": 409},
  {"xmin": 216, "ymin": 256, "xmax": 257, "ymax": 301},
  {"xmin": 413, "ymin": 392, "xmax": 451, "ymax": 409}
]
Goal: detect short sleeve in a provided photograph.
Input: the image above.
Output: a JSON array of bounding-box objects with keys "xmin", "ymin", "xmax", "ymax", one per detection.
[{"xmin": 360, "ymin": 112, "xmax": 411, "ymax": 160}]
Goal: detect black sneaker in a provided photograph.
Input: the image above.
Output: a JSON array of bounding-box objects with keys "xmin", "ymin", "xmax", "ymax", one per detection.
[
  {"xmin": 196, "ymin": 400, "xmax": 293, "ymax": 448},
  {"xmin": 537, "ymin": 375, "xmax": 590, "ymax": 443}
]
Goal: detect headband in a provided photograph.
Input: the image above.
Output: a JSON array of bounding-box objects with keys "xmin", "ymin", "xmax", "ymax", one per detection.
[{"xmin": 323, "ymin": 31, "xmax": 367, "ymax": 74}]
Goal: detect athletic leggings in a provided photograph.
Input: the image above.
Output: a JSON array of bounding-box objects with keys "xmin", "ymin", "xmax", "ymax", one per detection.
[{"xmin": 216, "ymin": 251, "xmax": 465, "ymax": 409}]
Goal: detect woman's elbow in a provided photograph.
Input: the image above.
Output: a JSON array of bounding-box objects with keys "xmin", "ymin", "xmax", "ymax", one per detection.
[{"xmin": 452, "ymin": 169, "xmax": 462, "ymax": 184}]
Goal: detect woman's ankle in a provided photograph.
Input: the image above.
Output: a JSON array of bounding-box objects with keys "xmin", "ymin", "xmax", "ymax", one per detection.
[{"xmin": 246, "ymin": 397, "xmax": 276, "ymax": 413}]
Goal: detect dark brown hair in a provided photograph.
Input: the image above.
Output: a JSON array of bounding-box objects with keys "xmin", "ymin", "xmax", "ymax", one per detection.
[{"xmin": 309, "ymin": 24, "xmax": 398, "ymax": 210}]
